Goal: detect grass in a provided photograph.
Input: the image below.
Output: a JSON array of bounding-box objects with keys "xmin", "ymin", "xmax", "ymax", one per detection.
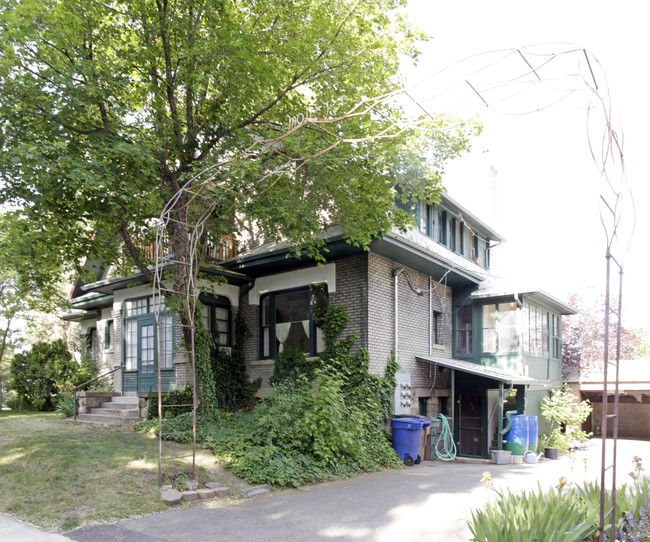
[{"xmin": 0, "ymin": 410, "xmax": 243, "ymax": 532}]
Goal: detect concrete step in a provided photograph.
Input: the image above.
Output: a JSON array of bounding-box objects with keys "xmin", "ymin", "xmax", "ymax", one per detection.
[
  {"xmin": 105, "ymin": 397, "xmax": 140, "ymax": 406},
  {"xmin": 90, "ymin": 407, "xmax": 141, "ymax": 418},
  {"xmin": 76, "ymin": 413, "xmax": 136, "ymax": 427}
]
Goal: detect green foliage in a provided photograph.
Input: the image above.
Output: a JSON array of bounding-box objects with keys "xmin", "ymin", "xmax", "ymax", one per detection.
[
  {"xmin": 4, "ymin": 394, "xmax": 34, "ymax": 411},
  {"xmin": 212, "ymin": 311, "xmax": 260, "ymax": 412},
  {"xmin": 55, "ymin": 393, "xmax": 76, "ymax": 418},
  {"xmin": 0, "ymin": 0, "xmax": 477, "ymax": 328},
  {"xmin": 468, "ymin": 484, "xmax": 598, "ymax": 542},
  {"xmin": 138, "ymin": 303, "xmax": 401, "ymax": 487},
  {"xmin": 147, "ymin": 385, "xmax": 194, "ymax": 420},
  {"xmin": 9, "ymin": 340, "xmax": 81, "ymax": 411},
  {"xmin": 194, "ymin": 317, "xmax": 217, "ymax": 415},
  {"xmin": 270, "ymin": 347, "xmax": 319, "ymax": 386},
  {"xmin": 468, "ymin": 474, "xmax": 650, "ymax": 541},
  {"xmin": 540, "ymin": 385, "xmax": 592, "ymax": 452}
]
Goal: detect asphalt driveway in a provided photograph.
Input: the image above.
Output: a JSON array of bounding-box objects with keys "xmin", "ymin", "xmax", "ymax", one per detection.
[{"xmin": 64, "ymin": 438, "xmax": 649, "ymax": 542}]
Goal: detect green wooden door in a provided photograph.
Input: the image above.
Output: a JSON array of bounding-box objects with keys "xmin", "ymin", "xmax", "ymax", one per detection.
[{"xmin": 137, "ymin": 316, "xmax": 157, "ymax": 392}]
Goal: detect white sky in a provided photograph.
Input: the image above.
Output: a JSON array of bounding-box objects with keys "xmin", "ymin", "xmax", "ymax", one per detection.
[{"xmin": 404, "ymin": 0, "xmax": 649, "ymax": 328}]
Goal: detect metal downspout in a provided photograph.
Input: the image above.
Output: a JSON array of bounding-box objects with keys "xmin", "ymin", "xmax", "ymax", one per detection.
[
  {"xmin": 498, "ymin": 382, "xmax": 504, "ymax": 450},
  {"xmin": 394, "ymin": 268, "xmax": 404, "ymax": 354}
]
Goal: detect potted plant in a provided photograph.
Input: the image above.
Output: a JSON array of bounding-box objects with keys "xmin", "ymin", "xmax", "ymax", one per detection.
[{"xmin": 540, "ymin": 386, "xmax": 592, "ymax": 460}]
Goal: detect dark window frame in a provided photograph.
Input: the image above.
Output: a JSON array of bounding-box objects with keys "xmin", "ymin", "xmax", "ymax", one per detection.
[{"xmin": 260, "ymin": 286, "xmax": 328, "ymax": 359}]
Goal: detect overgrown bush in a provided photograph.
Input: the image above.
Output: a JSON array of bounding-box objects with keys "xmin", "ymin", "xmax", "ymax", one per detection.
[
  {"xmin": 136, "ymin": 303, "xmax": 401, "ymax": 487},
  {"xmin": 212, "ymin": 312, "xmax": 260, "ymax": 411},
  {"xmin": 270, "ymin": 346, "xmax": 319, "ymax": 386},
  {"xmin": 147, "ymin": 384, "xmax": 195, "ymax": 419},
  {"xmin": 9, "ymin": 339, "xmax": 81, "ymax": 411}
]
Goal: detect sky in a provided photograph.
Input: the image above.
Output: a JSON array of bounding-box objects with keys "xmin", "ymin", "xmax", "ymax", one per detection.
[{"xmin": 403, "ymin": 0, "xmax": 649, "ymax": 328}]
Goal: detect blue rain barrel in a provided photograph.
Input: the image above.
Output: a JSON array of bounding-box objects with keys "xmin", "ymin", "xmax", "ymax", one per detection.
[
  {"xmin": 504, "ymin": 414, "xmax": 529, "ymax": 455},
  {"xmin": 527, "ymin": 415, "xmax": 538, "ymax": 452}
]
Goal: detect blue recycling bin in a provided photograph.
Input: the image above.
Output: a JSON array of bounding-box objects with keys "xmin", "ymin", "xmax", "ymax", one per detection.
[{"xmin": 391, "ymin": 418, "xmax": 431, "ymax": 466}]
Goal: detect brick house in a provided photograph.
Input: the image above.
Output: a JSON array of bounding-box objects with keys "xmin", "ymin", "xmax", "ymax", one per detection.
[{"xmin": 64, "ymin": 192, "xmax": 574, "ymax": 458}]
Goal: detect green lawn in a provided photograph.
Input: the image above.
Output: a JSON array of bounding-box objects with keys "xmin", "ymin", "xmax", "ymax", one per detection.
[{"xmin": 0, "ymin": 410, "xmax": 240, "ymax": 532}]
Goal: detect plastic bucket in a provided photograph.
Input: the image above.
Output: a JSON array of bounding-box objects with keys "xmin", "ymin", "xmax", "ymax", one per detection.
[{"xmin": 391, "ymin": 418, "xmax": 431, "ymax": 466}]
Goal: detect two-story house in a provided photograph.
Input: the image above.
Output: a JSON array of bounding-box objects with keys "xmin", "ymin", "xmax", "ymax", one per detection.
[{"xmin": 64, "ymin": 192, "xmax": 574, "ymax": 459}]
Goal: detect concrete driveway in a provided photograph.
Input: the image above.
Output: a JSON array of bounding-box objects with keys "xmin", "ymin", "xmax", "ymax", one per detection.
[{"xmin": 63, "ymin": 438, "xmax": 649, "ymax": 542}]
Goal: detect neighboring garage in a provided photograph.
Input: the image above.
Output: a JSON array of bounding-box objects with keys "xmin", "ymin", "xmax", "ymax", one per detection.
[{"xmin": 567, "ymin": 359, "xmax": 650, "ymax": 439}]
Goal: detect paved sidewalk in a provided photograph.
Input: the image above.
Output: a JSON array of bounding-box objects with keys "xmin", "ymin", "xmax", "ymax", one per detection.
[
  {"xmin": 3, "ymin": 438, "xmax": 648, "ymax": 542},
  {"xmin": 0, "ymin": 513, "xmax": 73, "ymax": 542}
]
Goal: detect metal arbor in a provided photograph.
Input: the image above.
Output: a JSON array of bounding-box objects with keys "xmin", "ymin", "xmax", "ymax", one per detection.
[{"xmin": 148, "ymin": 45, "xmax": 634, "ymax": 525}]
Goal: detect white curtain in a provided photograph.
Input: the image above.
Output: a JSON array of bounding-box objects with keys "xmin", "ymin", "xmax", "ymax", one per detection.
[
  {"xmin": 276, "ymin": 322, "xmax": 292, "ymax": 352},
  {"xmin": 301, "ymin": 320, "xmax": 309, "ymax": 336}
]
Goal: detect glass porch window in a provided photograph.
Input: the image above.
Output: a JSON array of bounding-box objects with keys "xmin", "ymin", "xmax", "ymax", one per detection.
[{"xmin": 456, "ymin": 305, "xmax": 473, "ymax": 355}]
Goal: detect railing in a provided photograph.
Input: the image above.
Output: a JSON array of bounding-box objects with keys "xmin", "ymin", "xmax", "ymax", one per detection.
[
  {"xmin": 72, "ymin": 366, "xmax": 124, "ymax": 421},
  {"xmin": 137, "ymin": 234, "xmax": 237, "ymax": 264}
]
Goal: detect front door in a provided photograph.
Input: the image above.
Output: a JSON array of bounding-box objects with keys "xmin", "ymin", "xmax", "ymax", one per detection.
[
  {"xmin": 459, "ymin": 393, "xmax": 483, "ymax": 457},
  {"xmin": 137, "ymin": 316, "xmax": 157, "ymax": 392}
]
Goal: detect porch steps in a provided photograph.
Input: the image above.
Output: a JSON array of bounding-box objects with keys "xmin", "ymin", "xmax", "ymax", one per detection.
[{"xmin": 76, "ymin": 396, "xmax": 143, "ymax": 427}]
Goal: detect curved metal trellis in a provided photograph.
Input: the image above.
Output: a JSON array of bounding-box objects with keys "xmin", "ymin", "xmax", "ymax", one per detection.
[{"xmin": 151, "ymin": 44, "xmax": 634, "ymax": 524}]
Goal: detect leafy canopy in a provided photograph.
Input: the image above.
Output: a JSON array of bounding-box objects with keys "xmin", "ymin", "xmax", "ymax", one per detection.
[{"xmin": 0, "ymin": 0, "xmax": 477, "ymax": 297}]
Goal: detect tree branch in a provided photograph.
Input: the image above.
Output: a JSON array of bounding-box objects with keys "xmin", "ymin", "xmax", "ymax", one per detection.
[{"xmin": 118, "ymin": 217, "xmax": 156, "ymax": 286}]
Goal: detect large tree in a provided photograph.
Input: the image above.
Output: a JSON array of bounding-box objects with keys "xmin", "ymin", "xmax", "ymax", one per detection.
[{"xmin": 0, "ymin": 0, "xmax": 476, "ymax": 336}]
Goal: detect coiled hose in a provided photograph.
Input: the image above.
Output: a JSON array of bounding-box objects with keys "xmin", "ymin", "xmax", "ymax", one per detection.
[{"xmin": 432, "ymin": 413, "xmax": 457, "ymax": 461}]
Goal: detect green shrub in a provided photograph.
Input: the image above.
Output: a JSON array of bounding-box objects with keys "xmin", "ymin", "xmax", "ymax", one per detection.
[
  {"xmin": 147, "ymin": 385, "xmax": 195, "ymax": 419},
  {"xmin": 55, "ymin": 393, "xmax": 76, "ymax": 418},
  {"xmin": 141, "ymin": 302, "xmax": 401, "ymax": 488},
  {"xmin": 270, "ymin": 347, "xmax": 319, "ymax": 386},
  {"xmin": 540, "ymin": 386, "xmax": 592, "ymax": 452},
  {"xmin": 4, "ymin": 394, "xmax": 34, "ymax": 411},
  {"xmin": 9, "ymin": 340, "xmax": 79, "ymax": 411}
]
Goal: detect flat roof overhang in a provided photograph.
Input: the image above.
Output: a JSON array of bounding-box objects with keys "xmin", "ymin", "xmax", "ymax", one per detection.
[
  {"xmin": 226, "ymin": 228, "xmax": 488, "ymax": 287},
  {"xmin": 416, "ymin": 354, "xmax": 537, "ymax": 385},
  {"xmin": 78, "ymin": 264, "xmax": 253, "ymax": 296},
  {"xmin": 370, "ymin": 233, "xmax": 487, "ymax": 287}
]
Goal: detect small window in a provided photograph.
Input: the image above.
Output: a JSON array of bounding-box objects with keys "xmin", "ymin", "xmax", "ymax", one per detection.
[
  {"xmin": 105, "ymin": 320, "xmax": 114, "ymax": 350},
  {"xmin": 433, "ymin": 311, "xmax": 442, "ymax": 345},
  {"xmin": 456, "ymin": 305, "xmax": 473, "ymax": 355}
]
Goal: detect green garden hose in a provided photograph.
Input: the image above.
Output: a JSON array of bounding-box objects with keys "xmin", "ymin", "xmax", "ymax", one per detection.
[{"xmin": 432, "ymin": 413, "xmax": 456, "ymax": 461}]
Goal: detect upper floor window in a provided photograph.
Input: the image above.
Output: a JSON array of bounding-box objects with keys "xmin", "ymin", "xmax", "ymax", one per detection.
[
  {"xmin": 482, "ymin": 302, "xmax": 518, "ymax": 353},
  {"xmin": 456, "ymin": 305, "xmax": 473, "ymax": 355},
  {"xmin": 260, "ymin": 286, "xmax": 328, "ymax": 359},
  {"xmin": 523, "ymin": 302, "xmax": 560, "ymax": 358}
]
